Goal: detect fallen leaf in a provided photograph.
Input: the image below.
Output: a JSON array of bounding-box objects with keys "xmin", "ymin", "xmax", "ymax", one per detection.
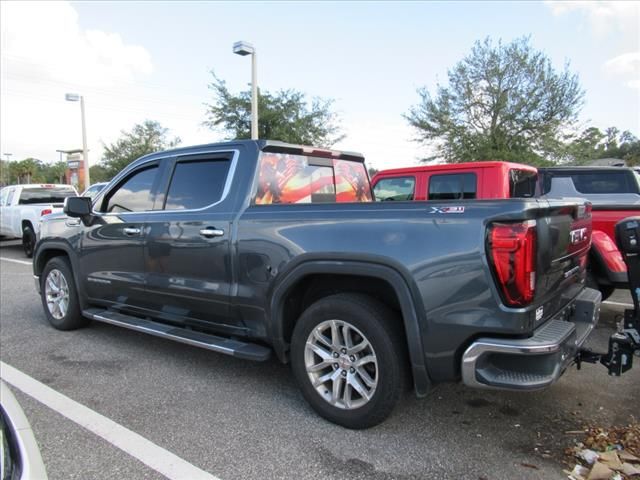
[
  {"xmin": 587, "ymin": 462, "xmax": 614, "ymax": 480},
  {"xmin": 621, "ymin": 462, "xmax": 640, "ymax": 476}
]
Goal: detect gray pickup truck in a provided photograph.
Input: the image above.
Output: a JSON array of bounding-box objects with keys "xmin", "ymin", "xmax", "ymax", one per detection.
[{"xmin": 34, "ymin": 140, "xmax": 600, "ymax": 428}]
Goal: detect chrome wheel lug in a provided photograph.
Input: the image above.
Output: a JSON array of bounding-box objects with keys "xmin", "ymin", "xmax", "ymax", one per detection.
[
  {"xmin": 333, "ymin": 363, "xmax": 338, "ymax": 369},
  {"xmin": 340, "ymin": 348, "xmax": 346, "ymax": 354},
  {"xmin": 332, "ymin": 352, "xmax": 339, "ymax": 358},
  {"xmin": 341, "ymin": 370, "xmax": 347, "ymax": 377},
  {"xmin": 349, "ymin": 355, "xmax": 355, "ymax": 361},
  {"xmin": 350, "ymin": 367, "xmax": 355, "ymax": 373}
]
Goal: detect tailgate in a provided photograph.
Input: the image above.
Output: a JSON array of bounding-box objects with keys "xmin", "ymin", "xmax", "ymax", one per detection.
[
  {"xmin": 486, "ymin": 198, "xmax": 592, "ymax": 326},
  {"xmin": 534, "ymin": 199, "xmax": 592, "ymax": 324}
]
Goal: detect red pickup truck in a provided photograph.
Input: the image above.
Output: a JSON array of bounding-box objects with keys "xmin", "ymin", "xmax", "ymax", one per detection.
[{"xmin": 372, "ymin": 162, "xmax": 638, "ymax": 299}]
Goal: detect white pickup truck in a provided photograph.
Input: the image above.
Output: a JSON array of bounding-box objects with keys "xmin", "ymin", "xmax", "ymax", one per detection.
[{"xmin": 0, "ymin": 184, "xmax": 77, "ymax": 257}]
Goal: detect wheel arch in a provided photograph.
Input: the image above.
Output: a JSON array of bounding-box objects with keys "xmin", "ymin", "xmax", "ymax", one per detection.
[
  {"xmin": 34, "ymin": 241, "xmax": 85, "ymax": 308},
  {"xmin": 268, "ymin": 258, "xmax": 431, "ymax": 396}
]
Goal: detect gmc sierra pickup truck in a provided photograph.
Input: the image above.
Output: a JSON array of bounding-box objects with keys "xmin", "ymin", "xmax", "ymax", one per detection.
[{"xmin": 34, "ymin": 140, "xmax": 601, "ymax": 428}]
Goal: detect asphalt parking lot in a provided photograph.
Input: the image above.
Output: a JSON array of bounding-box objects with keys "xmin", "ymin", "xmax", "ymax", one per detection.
[{"xmin": 1, "ymin": 238, "xmax": 638, "ymax": 480}]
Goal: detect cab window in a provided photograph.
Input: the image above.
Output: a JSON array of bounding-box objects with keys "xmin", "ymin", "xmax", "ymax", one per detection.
[
  {"xmin": 102, "ymin": 166, "xmax": 159, "ymax": 213},
  {"xmin": 373, "ymin": 177, "xmax": 415, "ymax": 201},
  {"xmin": 428, "ymin": 173, "xmax": 476, "ymax": 200}
]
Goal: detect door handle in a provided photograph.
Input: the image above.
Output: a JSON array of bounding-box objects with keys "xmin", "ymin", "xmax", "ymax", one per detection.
[
  {"xmin": 199, "ymin": 227, "xmax": 224, "ymax": 238},
  {"xmin": 123, "ymin": 227, "xmax": 141, "ymax": 236}
]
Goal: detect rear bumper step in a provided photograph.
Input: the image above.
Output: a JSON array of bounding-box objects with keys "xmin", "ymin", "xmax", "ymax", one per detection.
[
  {"xmin": 83, "ymin": 308, "xmax": 271, "ymax": 361},
  {"xmin": 461, "ymin": 288, "xmax": 602, "ymax": 390}
]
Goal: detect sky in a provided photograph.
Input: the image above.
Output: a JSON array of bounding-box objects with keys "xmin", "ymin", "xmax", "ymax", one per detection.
[{"xmin": 1, "ymin": 0, "xmax": 639, "ymax": 172}]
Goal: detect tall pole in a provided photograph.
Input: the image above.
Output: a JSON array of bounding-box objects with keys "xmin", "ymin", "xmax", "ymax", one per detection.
[
  {"xmin": 80, "ymin": 96, "xmax": 90, "ymax": 188},
  {"xmin": 251, "ymin": 51, "xmax": 258, "ymax": 140}
]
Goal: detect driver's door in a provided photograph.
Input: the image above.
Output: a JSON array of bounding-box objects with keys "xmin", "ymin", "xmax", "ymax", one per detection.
[{"xmin": 79, "ymin": 161, "xmax": 164, "ymax": 309}]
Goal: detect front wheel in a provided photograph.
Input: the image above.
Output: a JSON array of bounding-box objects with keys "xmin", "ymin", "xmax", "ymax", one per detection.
[
  {"xmin": 40, "ymin": 256, "xmax": 88, "ymax": 330},
  {"xmin": 22, "ymin": 225, "xmax": 36, "ymax": 258},
  {"xmin": 291, "ymin": 293, "xmax": 407, "ymax": 429}
]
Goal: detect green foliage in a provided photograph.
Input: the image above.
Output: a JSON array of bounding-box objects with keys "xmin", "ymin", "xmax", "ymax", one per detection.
[
  {"xmin": 101, "ymin": 120, "xmax": 181, "ymax": 178},
  {"xmin": 406, "ymin": 37, "xmax": 584, "ymax": 165},
  {"xmin": 552, "ymin": 127, "xmax": 640, "ymax": 165},
  {"xmin": 204, "ymin": 73, "xmax": 345, "ymax": 147},
  {"xmin": 89, "ymin": 165, "xmax": 110, "ymax": 183},
  {"xmin": 0, "ymin": 158, "xmax": 70, "ymax": 185}
]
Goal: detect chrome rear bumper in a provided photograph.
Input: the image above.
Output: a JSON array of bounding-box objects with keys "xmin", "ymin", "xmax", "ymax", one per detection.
[{"xmin": 461, "ymin": 288, "xmax": 601, "ymax": 390}]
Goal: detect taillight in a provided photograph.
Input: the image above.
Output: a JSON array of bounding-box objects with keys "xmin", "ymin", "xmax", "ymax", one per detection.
[
  {"xmin": 40, "ymin": 209, "xmax": 52, "ymax": 216},
  {"xmin": 488, "ymin": 220, "xmax": 537, "ymax": 307}
]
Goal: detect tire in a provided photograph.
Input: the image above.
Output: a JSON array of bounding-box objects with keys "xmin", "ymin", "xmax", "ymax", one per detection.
[
  {"xmin": 22, "ymin": 225, "xmax": 36, "ymax": 258},
  {"xmin": 290, "ymin": 293, "xmax": 407, "ymax": 429},
  {"xmin": 586, "ymin": 272, "xmax": 615, "ymax": 301},
  {"xmin": 40, "ymin": 256, "xmax": 88, "ymax": 330}
]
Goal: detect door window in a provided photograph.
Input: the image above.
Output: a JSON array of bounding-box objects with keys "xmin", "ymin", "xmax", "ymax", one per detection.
[
  {"xmin": 164, "ymin": 158, "xmax": 231, "ymax": 210},
  {"xmin": 373, "ymin": 177, "xmax": 415, "ymax": 201},
  {"xmin": 102, "ymin": 166, "xmax": 158, "ymax": 213},
  {"xmin": 428, "ymin": 173, "xmax": 476, "ymax": 200}
]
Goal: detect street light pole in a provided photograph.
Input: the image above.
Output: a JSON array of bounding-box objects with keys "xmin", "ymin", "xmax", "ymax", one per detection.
[
  {"xmin": 233, "ymin": 41, "xmax": 258, "ymax": 140},
  {"xmin": 80, "ymin": 95, "xmax": 89, "ymax": 187},
  {"xmin": 250, "ymin": 51, "xmax": 258, "ymax": 140},
  {"xmin": 65, "ymin": 93, "xmax": 90, "ymax": 188}
]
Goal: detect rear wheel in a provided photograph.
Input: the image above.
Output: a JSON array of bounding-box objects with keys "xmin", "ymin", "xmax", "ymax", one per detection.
[
  {"xmin": 40, "ymin": 257, "xmax": 88, "ymax": 330},
  {"xmin": 22, "ymin": 225, "xmax": 36, "ymax": 258},
  {"xmin": 291, "ymin": 293, "xmax": 406, "ymax": 429}
]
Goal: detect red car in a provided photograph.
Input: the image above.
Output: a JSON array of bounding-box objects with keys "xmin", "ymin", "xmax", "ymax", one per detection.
[{"xmin": 372, "ymin": 162, "xmax": 637, "ymax": 299}]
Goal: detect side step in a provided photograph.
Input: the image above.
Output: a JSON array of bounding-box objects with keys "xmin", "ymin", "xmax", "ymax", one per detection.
[{"xmin": 83, "ymin": 308, "xmax": 271, "ymax": 361}]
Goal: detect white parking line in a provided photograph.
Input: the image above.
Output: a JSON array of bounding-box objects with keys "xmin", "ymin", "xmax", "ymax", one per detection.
[
  {"xmin": 0, "ymin": 361, "xmax": 221, "ymax": 480},
  {"xmin": 0, "ymin": 257, "xmax": 32, "ymax": 266},
  {"xmin": 603, "ymin": 300, "xmax": 634, "ymax": 308}
]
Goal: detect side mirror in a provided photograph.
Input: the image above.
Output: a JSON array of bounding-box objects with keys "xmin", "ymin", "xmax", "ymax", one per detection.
[{"xmin": 63, "ymin": 197, "xmax": 92, "ymax": 219}]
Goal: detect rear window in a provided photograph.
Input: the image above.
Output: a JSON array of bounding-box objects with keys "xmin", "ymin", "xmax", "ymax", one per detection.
[
  {"xmin": 18, "ymin": 187, "xmax": 76, "ymax": 204},
  {"xmin": 373, "ymin": 176, "xmax": 415, "ymax": 201},
  {"xmin": 509, "ymin": 169, "xmax": 537, "ymax": 198},
  {"xmin": 543, "ymin": 171, "xmax": 639, "ymax": 195},
  {"xmin": 254, "ymin": 153, "xmax": 372, "ymax": 204},
  {"xmin": 428, "ymin": 173, "xmax": 476, "ymax": 200}
]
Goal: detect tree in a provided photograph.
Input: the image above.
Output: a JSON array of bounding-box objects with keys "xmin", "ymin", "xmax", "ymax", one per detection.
[
  {"xmin": 557, "ymin": 127, "xmax": 640, "ymax": 165},
  {"xmin": 405, "ymin": 37, "xmax": 584, "ymax": 164},
  {"xmin": 101, "ymin": 120, "xmax": 181, "ymax": 177},
  {"xmin": 42, "ymin": 161, "xmax": 68, "ymax": 184},
  {"xmin": 204, "ymin": 73, "xmax": 345, "ymax": 147},
  {"xmin": 89, "ymin": 164, "xmax": 110, "ymax": 183}
]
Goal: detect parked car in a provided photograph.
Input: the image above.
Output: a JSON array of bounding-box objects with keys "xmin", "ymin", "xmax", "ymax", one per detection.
[
  {"xmin": 81, "ymin": 182, "xmax": 108, "ymax": 200},
  {"xmin": 34, "ymin": 140, "xmax": 601, "ymax": 429},
  {"xmin": 0, "ymin": 184, "xmax": 77, "ymax": 257},
  {"xmin": 1, "ymin": 381, "xmax": 48, "ymax": 479},
  {"xmin": 538, "ymin": 166, "xmax": 640, "ymax": 300}
]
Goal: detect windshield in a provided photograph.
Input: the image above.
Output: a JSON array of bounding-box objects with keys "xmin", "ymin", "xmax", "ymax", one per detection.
[{"xmin": 18, "ymin": 187, "xmax": 76, "ymax": 205}]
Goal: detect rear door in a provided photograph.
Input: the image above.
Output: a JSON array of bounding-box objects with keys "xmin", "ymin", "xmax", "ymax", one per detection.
[
  {"xmin": 143, "ymin": 150, "xmax": 238, "ymax": 332},
  {"xmin": 80, "ymin": 161, "xmax": 164, "ymax": 308}
]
